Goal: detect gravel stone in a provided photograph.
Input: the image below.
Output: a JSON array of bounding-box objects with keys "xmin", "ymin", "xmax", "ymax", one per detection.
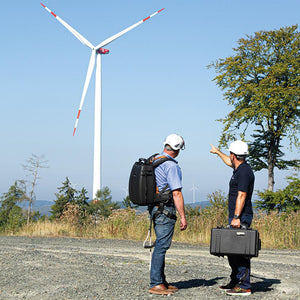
[{"xmin": 0, "ymin": 236, "xmax": 299, "ymax": 299}]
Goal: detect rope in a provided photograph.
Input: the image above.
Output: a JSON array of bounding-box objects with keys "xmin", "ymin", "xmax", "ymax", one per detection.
[{"xmin": 143, "ymin": 216, "xmax": 156, "ymax": 270}]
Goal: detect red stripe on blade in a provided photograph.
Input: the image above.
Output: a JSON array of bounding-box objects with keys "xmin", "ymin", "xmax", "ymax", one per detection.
[
  {"xmin": 40, "ymin": 3, "xmax": 46, "ymax": 8},
  {"xmin": 77, "ymin": 110, "xmax": 81, "ymax": 119},
  {"xmin": 143, "ymin": 16, "xmax": 150, "ymax": 22},
  {"xmin": 73, "ymin": 128, "xmax": 76, "ymax": 136},
  {"xmin": 51, "ymin": 11, "xmax": 57, "ymax": 18},
  {"xmin": 158, "ymin": 8, "xmax": 165, "ymax": 13}
]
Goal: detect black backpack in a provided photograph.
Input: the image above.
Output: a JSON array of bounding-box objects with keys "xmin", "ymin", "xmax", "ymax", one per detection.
[{"xmin": 128, "ymin": 153, "xmax": 176, "ymax": 206}]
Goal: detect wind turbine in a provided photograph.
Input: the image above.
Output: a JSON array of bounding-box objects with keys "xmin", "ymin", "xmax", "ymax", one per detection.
[
  {"xmin": 191, "ymin": 184, "xmax": 198, "ymax": 204},
  {"xmin": 40, "ymin": 3, "xmax": 165, "ymax": 199}
]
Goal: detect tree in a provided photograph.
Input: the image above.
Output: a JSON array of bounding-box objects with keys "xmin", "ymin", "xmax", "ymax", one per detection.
[
  {"xmin": 50, "ymin": 177, "xmax": 77, "ymax": 220},
  {"xmin": 51, "ymin": 178, "xmax": 90, "ymax": 224},
  {"xmin": 256, "ymin": 174, "xmax": 300, "ymax": 213},
  {"xmin": 75, "ymin": 187, "xmax": 90, "ymax": 223},
  {"xmin": 0, "ymin": 182, "xmax": 26, "ymax": 231},
  {"xmin": 209, "ymin": 25, "xmax": 300, "ymax": 191},
  {"xmin": 122, "ymin": 195, "xmax": 138, "ymax": 209},
  {"xmin": 88, "ymin": 186, "xmax": 120, "ymax": 219},
  {"xmin": 22, "ymin": 154, "xmax": 49, "ymax": 225}
]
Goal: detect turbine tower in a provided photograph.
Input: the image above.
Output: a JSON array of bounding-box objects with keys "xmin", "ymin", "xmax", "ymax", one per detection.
[
  {"xmin": 41, "ymin": 3, "xmax": 164, "ymax": 199},
  {"xmin": 191, "ymin": 184, "xmax": 198, "ymax": 204}
]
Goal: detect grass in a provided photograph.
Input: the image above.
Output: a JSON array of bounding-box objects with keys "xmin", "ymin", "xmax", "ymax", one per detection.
[{"xmin": 13, "ymin": 206, "xmax": 300, "ymax": 250}]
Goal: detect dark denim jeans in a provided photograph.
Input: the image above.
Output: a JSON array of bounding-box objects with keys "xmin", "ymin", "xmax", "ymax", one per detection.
[
  {"xmin": 149, "ymin": 206, "xmax": 176, "ymax": 288},
  {"xmin": 227, "ymin": 214, "xmax": 253, "ymax": 290}
]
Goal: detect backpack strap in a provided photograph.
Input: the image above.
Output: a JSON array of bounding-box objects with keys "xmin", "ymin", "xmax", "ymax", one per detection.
[
  {"xmin": 150, "ymin": 154, "xmax": 178, "ymax": 168},
  {"xmin": 150, "ymin": 154, "xmax": 176, "ymax": 202}
]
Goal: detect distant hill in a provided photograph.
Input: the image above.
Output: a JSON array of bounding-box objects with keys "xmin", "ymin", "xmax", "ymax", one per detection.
[
  {"xmin": 19, "ymin": 200, "xmax": 54, "ymax": 217},
  {"xmin": 17, "ymin": 200, "xmax": 212, "ymax": 217},
  {"xmin": 185, "ymin": 201, "xmax": 210, "ymax": 208}
]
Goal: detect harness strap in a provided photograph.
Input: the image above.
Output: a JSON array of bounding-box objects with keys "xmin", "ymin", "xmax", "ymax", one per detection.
[{"xmin": 153, "ymin": 202, "xmax": 177, "ymax": 221}]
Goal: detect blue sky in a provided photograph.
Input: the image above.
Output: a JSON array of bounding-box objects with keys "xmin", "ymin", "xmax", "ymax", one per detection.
[{"xmin": 1, "ymin": 0, "xmax": 299, "ymax": 204}]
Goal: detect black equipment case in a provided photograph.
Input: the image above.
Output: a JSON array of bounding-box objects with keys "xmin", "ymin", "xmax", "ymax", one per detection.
[{"xmin": 210, "ymin": 227, "xmax": 261, "ymax": 257}]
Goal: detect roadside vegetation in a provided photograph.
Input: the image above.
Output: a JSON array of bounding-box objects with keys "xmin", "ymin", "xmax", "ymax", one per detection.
[{"xmin": 0, "ymin": 178, "xmax": 299, "ymax": 249}]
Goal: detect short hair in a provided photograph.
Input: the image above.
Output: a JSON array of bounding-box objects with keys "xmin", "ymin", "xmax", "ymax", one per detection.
[
  {"xmin": 165, "ymin": 144, "xmax": 178, "ymax": 152},
  {"xmin": 230, "ymin": 152, "xmax": 246, "ymax": 161},
  {"xmin": 236, "ymin": 155, "xmax": 246, "ymax": 161}
]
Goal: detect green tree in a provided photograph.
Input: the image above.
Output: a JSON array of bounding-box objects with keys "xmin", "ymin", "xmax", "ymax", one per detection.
[
  {"xmin": 88, "ymin": 186, "xmax": 120, "ymax": 219},
  {"xmin": 0, "ymin": 182, "xmax": 26, "ymax": 231},
  {"xmin": 256, "ymin": 174, "xmax": 300, "ymax": 213},
  {"xmin": 122, "ymin": 195, "xmax": 138, "ymax": 209},
  {"xmin": 75, "ymin": 187, "xmax": 90, "ymax": 222},
  {"xmin": 50, "ymin": 177, "xmax": 77, "ymax": 220},
  {"xmin": 209, "ymin": 25, "xmax": 300, "ymax": 191}
]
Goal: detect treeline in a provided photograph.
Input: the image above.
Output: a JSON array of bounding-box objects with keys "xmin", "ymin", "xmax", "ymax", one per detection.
[
  {"xmin": 0, "ymin": 177, "xmax": 123, "ymax": 232},
  {"xmin": 0, "ymin": 176, "xmax": 299, "ymax": 249}
]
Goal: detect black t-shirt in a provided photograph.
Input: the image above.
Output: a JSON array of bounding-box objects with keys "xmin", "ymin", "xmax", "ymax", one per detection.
[{"xmin": 228, "ymin": 161, "xmax": 254, "ymax": 218}]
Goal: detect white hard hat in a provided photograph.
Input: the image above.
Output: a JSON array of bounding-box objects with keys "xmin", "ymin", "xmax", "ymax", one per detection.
[
  {"xmin": 164, "ymin": 134, "xmax": 185, "ymax": 150},
  {"xmin": 228, "ymin": 140, "xmax": 249, "ymax": 155}
]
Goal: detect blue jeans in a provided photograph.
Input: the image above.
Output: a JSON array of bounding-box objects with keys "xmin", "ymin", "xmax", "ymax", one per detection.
[
  {"xmin": 228, "ymin": 215, "xmax": 253, "ymax": 290},
  {"xmin": 149, "ymin": 206, "xmax": 176, "ymax": 288}
]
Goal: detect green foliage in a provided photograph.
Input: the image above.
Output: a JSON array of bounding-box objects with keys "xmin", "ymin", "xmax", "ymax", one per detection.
[
  {"xmin": 256, "ymin": 175, "xmax": 300, "ymax": 213},
  {"xmin": 122, "ymin": 195, "xmax": 138, "ymax": 209},
  {"xmin": 50, "ymin": 178, "xmax": 89, "ymax": 220},
  {"xmin": 184, "ymin": 190, "xmax": 228, "ymax": 224},
  {"xmin": 88, "ymin": 186, "xmax": 121, "ymax": 219},
  {"xmin": 0, "ymin": 182, "xmax": 26, "ymax": 231},
  {"xmin": 207, "ymin": 189, "xmax": 228, "ymax": 209},
  {"xmin": 185, "ymin": 205, "xmax": 201, "ymax": 217},
  {"xmin": 209, "ymin": 25, "xmax": 300, "ymax": 191}
]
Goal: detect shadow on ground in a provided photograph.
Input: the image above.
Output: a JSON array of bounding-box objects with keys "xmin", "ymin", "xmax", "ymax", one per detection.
[
  {"xmin": 173, "ymin": 275, "xmax": 281, "ymax": 293},
  {"xmin": 251, "ymin": 275, "xmax": 281, "ymax": 293},
  {"xmin": 173, "ymin": 277, "xmax": 224, "ymax": 289}
]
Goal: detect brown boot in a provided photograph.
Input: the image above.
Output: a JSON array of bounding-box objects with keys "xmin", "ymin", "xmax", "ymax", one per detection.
[{"xmin": 149, "ymin": 284, "xmax": 174, "ymax": 295}]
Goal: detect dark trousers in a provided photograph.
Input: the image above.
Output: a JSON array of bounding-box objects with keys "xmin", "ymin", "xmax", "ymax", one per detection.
[
  {"xmin": 227, "ymin": 215, "xmax": 253, "ymax": 290},
  {"xmin": 228, "ymin": 255, "xmax": 251, "ymax": 289}
]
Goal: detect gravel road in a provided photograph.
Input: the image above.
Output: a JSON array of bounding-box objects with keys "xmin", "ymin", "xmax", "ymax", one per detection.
[{"xmin": 0, "ymin": 236, "xmax": 299, "ymax": 300}]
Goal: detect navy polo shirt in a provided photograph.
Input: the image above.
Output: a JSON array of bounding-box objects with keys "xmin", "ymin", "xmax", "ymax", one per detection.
[{"xmin": 228, "ymin": 161, "xmax": 254, "ymax": 218}]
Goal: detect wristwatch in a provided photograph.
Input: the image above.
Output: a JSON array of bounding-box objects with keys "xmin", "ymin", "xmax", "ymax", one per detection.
[{"xmin": 233, "ymin": 214, "xmax": 240, "ymax": 219}]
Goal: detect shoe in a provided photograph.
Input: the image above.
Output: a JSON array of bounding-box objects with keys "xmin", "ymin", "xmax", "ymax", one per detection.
[
  {"xmin": 225, "ymin": 286, "xmax": 251, "ymax": 296},
  {"xmin": 164, "ymin": 281, "xmax": 179, "ymax": 292},
  {"xmin": 166, "ymin": 284, "xmax": 178, "ymax": 292},
  {"xmin": 219, "ymin": 281, "xmax": 237, "ymax": 291},
  {"xmin": 149, "ymin": 284, "xmax": 174, "ymax": 295}
]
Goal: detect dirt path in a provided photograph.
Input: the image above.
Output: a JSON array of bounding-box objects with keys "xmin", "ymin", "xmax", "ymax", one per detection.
[{"xmin": 0, "ymin": 236, "xmax": 299, "ymax": 299}]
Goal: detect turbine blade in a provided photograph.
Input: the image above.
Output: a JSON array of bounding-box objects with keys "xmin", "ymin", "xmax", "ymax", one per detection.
[
  {"xmin": 73, "ymin": 50, "xmax": 96, "ymax": 136},
  {"xmin": 40, "ymin": 3, "xmax": 94, "ymax": 49},
  {"xmin": 95, "ymin": 8, "xmax": 165, "ymax": 49}
]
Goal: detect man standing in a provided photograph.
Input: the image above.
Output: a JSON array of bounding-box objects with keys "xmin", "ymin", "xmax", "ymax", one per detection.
[
  {"xmin": 148, "ymin": 134, "xmax": 187, "ymax": 295},
  {"xmin": 210, "ymin": 140, "xmax": 254, "ymax": 296}
]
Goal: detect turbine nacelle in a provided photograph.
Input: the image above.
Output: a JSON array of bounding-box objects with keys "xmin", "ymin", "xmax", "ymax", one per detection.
[{"xmin": 98, "ymin": 48, "xmax": 109, "ymax": 54}]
